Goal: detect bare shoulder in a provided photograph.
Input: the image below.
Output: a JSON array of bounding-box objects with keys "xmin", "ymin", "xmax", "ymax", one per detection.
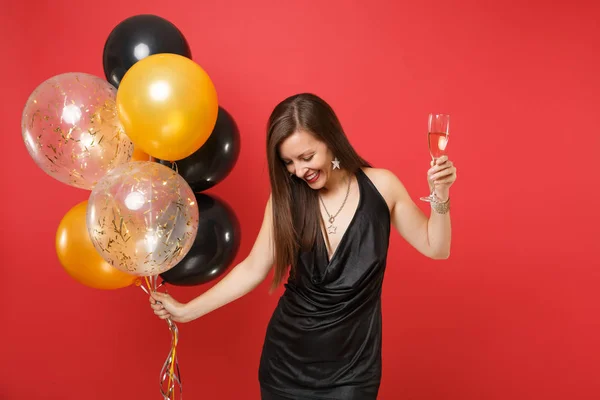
[{"xmin": 361, "ymin": 167, "xmax": 409, "ymax": 210}]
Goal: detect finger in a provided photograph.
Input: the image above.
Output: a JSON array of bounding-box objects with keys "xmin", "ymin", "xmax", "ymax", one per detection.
[
  {"xmin": 151, "ymin": 293, "xmax": 171, "ymax": 306},
  {"xmin": 151, "ymin": 292, "xmax": 166, "ymax": 301},
  {"xmin": 434, "ymin": 171, "xmax": 457, "ymax": 183},
  {"xmin": 432, "ymin": 167, "xmax": 453, "ymax": 178},
  {"xmin": 435, "ymin": 156, "xmax": 449, "ymax": 165},
  {"xmin": 154, "ymin": 308, "xmax": 170, "ymax": 317},
  {"xmin": 433, "ymin": 161, "xmax": 452, "ymax": 171},
  {"xmin": 430, "ymin": 165, "xmax": 451, "ymax": 178},
  {"xmin": 155, "ymin": 311, "xmax": 171, "ymax": 319},
  {"xmin": 149, "ymin": 296, "xmax": 156, "ymax": 304},
  {"xmin": 431, "ymin": 167, "xmax": 456, "ymax": 181},
  {"xmin": 428, "ymin": 161, "xmax": 453, "ymax": 174},
  {"xmin": 435, "ymin": 175, "xmax": 456, "ymax": 184},
  {"xmin": 150, "ymin": 303, "xmax": 164, "ymax": 311}
]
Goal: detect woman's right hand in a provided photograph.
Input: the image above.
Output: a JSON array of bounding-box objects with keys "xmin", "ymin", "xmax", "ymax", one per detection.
[
  {"xmin": 146, "ymin": 195, "xmax": 275, "ymax": 325},
  {"xmin": 149, "ymin": 292, "xmax": 191, "ymax": 323}
]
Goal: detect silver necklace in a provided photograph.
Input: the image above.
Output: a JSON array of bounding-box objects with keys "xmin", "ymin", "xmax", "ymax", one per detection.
[{"xmin": 319, "ymin": 176, "xmax": 351, "ymax": 234}]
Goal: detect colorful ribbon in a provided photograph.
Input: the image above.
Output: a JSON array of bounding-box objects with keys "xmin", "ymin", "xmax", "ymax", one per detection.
[{"xmin": 139, "ymin": 276, "xmax": 183, "ymax": 400}]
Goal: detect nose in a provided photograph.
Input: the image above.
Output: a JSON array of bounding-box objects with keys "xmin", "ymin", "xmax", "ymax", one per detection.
[{"xmin": 289, "ymin": 162, "xmax": 307, "ymax": 178}]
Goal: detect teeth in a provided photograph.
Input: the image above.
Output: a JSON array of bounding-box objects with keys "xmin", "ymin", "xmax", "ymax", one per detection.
[{"xmin": 306, "ymin": 172, "xmax": 318, "ymax": 181}]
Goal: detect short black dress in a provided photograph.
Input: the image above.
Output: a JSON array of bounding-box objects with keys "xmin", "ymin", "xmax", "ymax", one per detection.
[{"xmin": 259, "ymin": 169, "xmax": 391, "ymax": 399}]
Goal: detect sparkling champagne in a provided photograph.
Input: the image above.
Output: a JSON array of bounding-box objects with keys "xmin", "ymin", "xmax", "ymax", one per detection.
[
  {"xmin": 420, "ymin": 113, "xmax": 450, "ymax": 203},
  {"xmin": 428, "ymin": 131, "xmax": 449, "ymax": 159}
]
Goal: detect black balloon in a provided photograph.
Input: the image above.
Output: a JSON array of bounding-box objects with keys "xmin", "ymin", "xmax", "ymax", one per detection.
[
  {"xmin": 157, "ymin": 107, "xmax": 241, "ymax": 192},
  {"xmin": 103, "ymin": 14, "xmax": 191, "ymax": 88},
  {"xmin": 160, "ymin": 193, "xmax": 241, "ymax": 286}
]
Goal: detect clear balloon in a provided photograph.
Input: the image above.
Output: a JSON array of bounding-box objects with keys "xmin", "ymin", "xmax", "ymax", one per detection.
[
  {"xmin": 86, "ymin": 161, "xmax": 199, "ymax": 276},
  {"xmin": 21, "ymin": 72, "xmax": 134, "ymax": 190}
]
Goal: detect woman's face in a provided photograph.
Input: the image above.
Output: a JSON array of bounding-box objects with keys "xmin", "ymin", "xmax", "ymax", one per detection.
[{"xmin": 278, "ymin": 129, "xmax": 335, "ymax": 190}]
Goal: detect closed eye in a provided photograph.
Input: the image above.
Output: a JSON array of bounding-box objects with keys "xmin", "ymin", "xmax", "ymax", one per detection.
[{"xmin": 281, "ymin": 153, "xmax": 314, "ymax": 165}]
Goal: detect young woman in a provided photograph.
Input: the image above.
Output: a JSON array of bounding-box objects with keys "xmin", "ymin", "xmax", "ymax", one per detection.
[{"xmin": 150, "ymin": 93, "xmax": 457, "ymax": 399}]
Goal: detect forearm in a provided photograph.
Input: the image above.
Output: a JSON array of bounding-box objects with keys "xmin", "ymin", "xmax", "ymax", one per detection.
[
  {"xmin": 427, "ymin": 202, "xmax": 452, "ymax": 259},
  {"xmin": 183, "ymin": 260, "xmax": 268, "ymax": 321}
]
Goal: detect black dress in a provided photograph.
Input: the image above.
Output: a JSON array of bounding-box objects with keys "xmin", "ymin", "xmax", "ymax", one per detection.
[{"xmin": 259, "ymin": 169, "xmax": 391, "ymax": 399}]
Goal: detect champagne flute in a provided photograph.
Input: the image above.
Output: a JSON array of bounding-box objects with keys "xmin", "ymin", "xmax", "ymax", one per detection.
[{"xmin": 420, "ymin": 113, "xmax": 450, "ymax": 202}]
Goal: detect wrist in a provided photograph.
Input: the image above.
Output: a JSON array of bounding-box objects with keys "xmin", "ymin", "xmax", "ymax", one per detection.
[
  {"xmin": 180, "ymin": 302, "xmax": 194, "ymax": 322},
  {"xmin": 434, "ymin": 194, "xmax": 449, "ymax": 202},
  {"xmin": 431, "ymin": 196, "xmax": 450, "ymax": 214},
  {"xmin": 434, "ymin": 188, "xmax": 449, "ymax": 202}
]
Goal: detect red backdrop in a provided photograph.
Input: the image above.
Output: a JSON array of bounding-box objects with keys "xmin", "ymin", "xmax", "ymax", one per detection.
[{"xmin": 1, "ymin": 1, "xmax": 598, "ymax": 399}]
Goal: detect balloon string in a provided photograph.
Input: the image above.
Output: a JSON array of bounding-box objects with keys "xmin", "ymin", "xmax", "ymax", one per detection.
[
  {"xmin": 138, "ymin": 276, "xmax": 182, "ymax": 400},
  {"xmin": 160, "ymin": 319, "xmax": 182, "ymax": 400}
]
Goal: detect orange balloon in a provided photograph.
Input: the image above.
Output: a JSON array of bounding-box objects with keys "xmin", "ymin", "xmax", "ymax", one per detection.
[
  {"xmin": 131, "ymin": 145, "xmax": 151, "ymax": 161},
  {"xmin": 56, "ymin": 200, "xmax": 137, "ymax": 289},
  {"xmin": 116, "ymin": 53, "xmax": 218, "ymax": 161}
]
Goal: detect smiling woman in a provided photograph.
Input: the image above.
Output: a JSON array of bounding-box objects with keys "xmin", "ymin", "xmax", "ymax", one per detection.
[{"xmin": 149, "ymin": 93, "xmax": 456, "ymax": 399}]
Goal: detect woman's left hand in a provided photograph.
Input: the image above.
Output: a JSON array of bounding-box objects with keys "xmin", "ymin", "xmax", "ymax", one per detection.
[{"xmin": 427, "ymin": 155, "xmax": 457, "ymax": 201}]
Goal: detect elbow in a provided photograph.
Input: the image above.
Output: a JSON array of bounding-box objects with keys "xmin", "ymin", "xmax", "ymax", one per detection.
[{"xmin": 244, "ymin": 256, "xmax": 271, "ymax": 284}]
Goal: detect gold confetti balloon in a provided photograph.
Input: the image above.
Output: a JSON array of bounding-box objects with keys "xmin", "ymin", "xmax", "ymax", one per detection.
[
  {"xmin": 86, "ymin": 161, "xmax": 199, "ymax": 276},
  {"xmin": 21, "ymin": 72, "xmax": 134, "ymax": 190}
]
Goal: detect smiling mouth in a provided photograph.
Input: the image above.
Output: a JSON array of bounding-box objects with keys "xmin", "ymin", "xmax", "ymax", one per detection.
[{"xmin": 304, "ymin": 170, "xmax": 320, "ymax": 183}]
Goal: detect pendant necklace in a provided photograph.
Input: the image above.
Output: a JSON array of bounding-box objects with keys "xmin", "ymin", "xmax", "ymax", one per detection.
[{"xmin": 319, "ymin": 176, "xmax": 351, "ymax": 234}]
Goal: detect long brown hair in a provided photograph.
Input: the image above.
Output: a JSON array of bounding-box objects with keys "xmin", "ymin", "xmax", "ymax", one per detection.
[{"xmin": 266, "ymin": 93, "xmax": 370, "ymax": 288}]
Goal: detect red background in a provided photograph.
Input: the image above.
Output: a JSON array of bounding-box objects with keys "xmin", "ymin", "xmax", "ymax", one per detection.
[{"xmin": 2, "ymin": 1, "xmax": 599, "ymax": 399}]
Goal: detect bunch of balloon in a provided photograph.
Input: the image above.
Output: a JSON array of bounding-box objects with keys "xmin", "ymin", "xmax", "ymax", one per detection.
[{"xmin": 20, "ymin": 12, "xmax": 242, "ymax": 399}]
